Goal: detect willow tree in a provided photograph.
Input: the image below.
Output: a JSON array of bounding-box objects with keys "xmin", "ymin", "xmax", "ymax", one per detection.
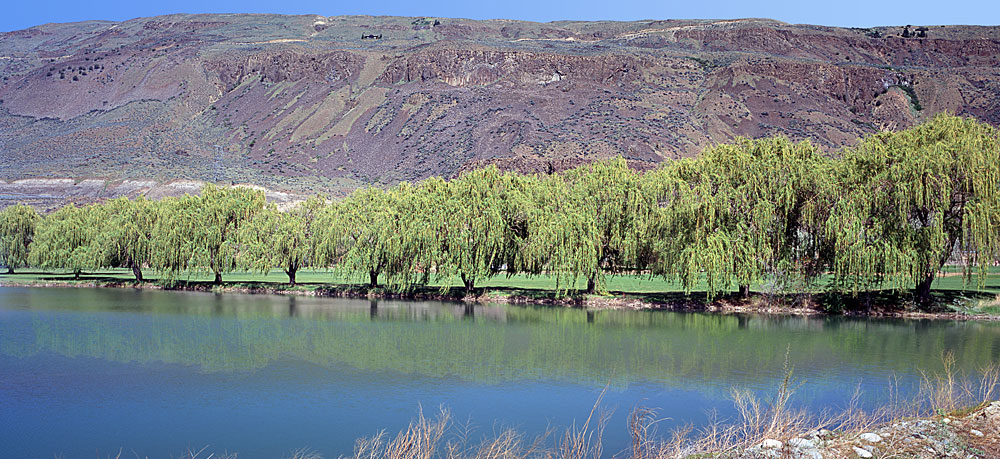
[
  {"xmin": 644, "ymin": 137, "xmax": 831, "ymax": 298},
  {"xmin": 827, "ymin": 113, "xmax": 1000, "ymax": 306},
  {"xmin": 508, "ymin": 173, "xmax": 550, "ymax": 278},
  {"xmin": 30, "ymin": 204, "xmax": 105, "ymax": 279},
  {"xmin": 240, "ymin": 197, "xmax": 327, "ymax": 285},
  {"xmin": 0, "ymin": 204, "xmax": 40, "ymax": 274},
  {"xmin": 531, "ymin": 158, "xmax": 647, "ymax": 294},
  {"xmin": 152, "ymin": 185, "xmax": 265, "ymax": 283},
  {"xmin": 317, "ymin": 186, "xmax": 416, "ymax": 289},
  {"xmin": 96, "ymin": 197, "xmax": 157, "ymax": 282},
  {"xmin": 521, "ymin": 172, "xmax": 597, "ymax": 292},
  {"xmin": 151, "ymin": 195, "xmax": 199, "ymax": 279},
  {"xmin": 431, "ymin": 166, "xmax": 532, "ymax": 295},
  {"xmin": 401, "ymin": 177, "xmax": 453, "ymax": 287}
]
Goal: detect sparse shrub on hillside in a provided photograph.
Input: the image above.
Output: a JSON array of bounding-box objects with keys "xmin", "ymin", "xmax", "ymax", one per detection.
[{"xmin": 891, "ymin": 83, "xmax": 923, "ymax": 111}]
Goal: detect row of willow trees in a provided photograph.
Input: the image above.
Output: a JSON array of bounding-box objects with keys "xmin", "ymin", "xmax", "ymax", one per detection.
[{"xmin": 2, "ymin": 114, "xmax": 999, "ymax": 304}]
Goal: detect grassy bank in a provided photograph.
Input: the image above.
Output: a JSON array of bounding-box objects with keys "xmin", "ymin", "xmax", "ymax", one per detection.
[{"xmin": 3, "ymin": 268, "xmax": 999, "ymax": 319}]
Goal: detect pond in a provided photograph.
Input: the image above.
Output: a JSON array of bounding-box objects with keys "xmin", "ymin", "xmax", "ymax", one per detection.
[{"xmin": 1, "ymin": 286, "xmax": 998, "ymax": 457}]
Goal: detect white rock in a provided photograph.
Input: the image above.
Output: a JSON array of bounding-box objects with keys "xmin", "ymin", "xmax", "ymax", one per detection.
[
  {"xmin": 985, "ymin": 402, "xmax": 1000, "ymax": 421},
  {"xmin": 788, "ymin": 437, "xmax": 816, "ymax": 449},
  {"xmin": 859, "ymin": 432, "xmax": 882, "ymax": 443},
  {"xmin": 970, "ymin": 429, "xmax": 984, "ymax": 437},
  {"xmin": 760, "ymin": 439, "xmax": 782, "ymax": 449},
  {"xmin": 942, "ymin": 417, "xmax": 951, "ymax": 424},
  {"xmin": 853, "ymin": 446, "xmax": 873, "ymax": 458}
]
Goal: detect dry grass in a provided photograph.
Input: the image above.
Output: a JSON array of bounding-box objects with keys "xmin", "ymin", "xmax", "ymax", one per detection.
[
  {"xmin": 285, "ymin": 448, "xmax": 324, "ymax": 459},
  {"xmin": 348, "ymin": 391, "xmax": 609, "ymax": 459},
  {"xmin": 452, "ymin": 427, "xmax": 548, "ymax": 459},
  {"xmin": 86, "ymin": 445, "xmax": 241, "ymax": 459},
  {"xmin": 92, "ymin": 356, "xmax": 998, "ymax": 459},
  {"xmin": 918, "ymin": 352, "xmax": 1000, "ymax": 417},
  {"xmin": 335, "ymin": 355, "xmax": 1000, "ymax": 459},
  {"xmin": 353, "ymin": 406, "xmax": 451, "ymax": 459},
  {"xmin": 555, "ymin": 388, "xmax": 607, "ymax": 459}
]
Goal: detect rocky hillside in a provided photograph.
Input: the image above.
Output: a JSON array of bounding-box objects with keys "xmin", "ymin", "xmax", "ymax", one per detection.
[{"xmin": 1, "ymin": 15, "xmax": 998, "ymax": 195}]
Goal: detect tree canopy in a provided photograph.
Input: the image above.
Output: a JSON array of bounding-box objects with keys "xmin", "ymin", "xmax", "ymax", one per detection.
[
  {"xmin": 644, "ymin": 136, "xmax": 831, "ymax": 297},
  {"xmin": 529, "ymin": 158, "xmax": 648, "ymax": 293},
  {"xmin": 97, "ymin": 197, "xmax": 157, "ymax": 281},
  {"xmin": 0, "ymin": 204, "xmax": 40, "ymax": 273},
  {"xmin": 151, "ymin": 185, "xmax": 265, "ymax": 283},
  {"xmin": 10, "ymin": 114, "xmax": 1000, "ymax": 308},
  {"xmin": 430, "ymin": 167, "xmax": 533, "ymax": 294},
  {"xmin": 317, "ymin": 186, "xmax": 413, "ymax": 288},
  {"xmin": 29, "ymin": 204, "xmax": 104, "ymax": 279},
  {"xmin": 826, "ymin": 113, "xmax": 1000, "ymax": 305},
  {"xmin": 241, "ymin": 196, "xmax": 327, "ymax": 285}
]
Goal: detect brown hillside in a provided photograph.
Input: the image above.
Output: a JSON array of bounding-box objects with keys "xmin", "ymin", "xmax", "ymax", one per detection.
[{"xmin": 1, "ymin": 15, "xmax": 997, "ymax": 196}]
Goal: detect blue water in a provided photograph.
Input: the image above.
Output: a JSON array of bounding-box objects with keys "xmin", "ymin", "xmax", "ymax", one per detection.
[{"xmin": 1, "ymin": 286, "xmax": 998, "ymax": 458}]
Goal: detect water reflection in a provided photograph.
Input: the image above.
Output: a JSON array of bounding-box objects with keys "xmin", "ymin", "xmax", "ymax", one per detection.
[
  {"xmin": 2, "ymin": 286, "xmax": 998, "ymax": 391},
  {"xmin": 3, "ymin": 286, "xmax": 1000, "ymax": 458}
]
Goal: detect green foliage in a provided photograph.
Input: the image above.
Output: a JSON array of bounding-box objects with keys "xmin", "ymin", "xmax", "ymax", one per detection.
[
  {"xmin": 316, "ymin": 185, "xmax": 421, "ymax": 288},
  {"xmin": 10, "ymin": 114, "xmax": 1000, "ymax": 306},
  {"xmin": 96, "ymin": 197, "xmax": 157, "ymax": 281},
  {"xmin": 0, "ymin": 204, "xmax": 40, "ymax": 273},
  {"xmin": 431, "ymin": 167, "xmax": 533, "ymax": 293},
  {"xmin": 240, "ymin": 196, "xmax": 327, "ymax": 285},
  {"xmin": 152, "ymin": 185, "xmax": 265, "ymax": 283},
  {"xmin": 891, "ymin": 84, "xmax": 923, "ymax": 111},
  {"xmin": 151, "ymin": 195, "xmax": 200, "ymax": 277},
  {"xmin": 29, "ymin": 204, "xmax": 104, "ymax": 278},
  {"xmin": 528, "ymin": 158, "xmax": 648, "ymax": 293},
  {"xmin": 827, "ymin": 113, "xmax": 1000, "ymax": 305},
  {"xmin": 645, "ymin": 137, "xmax": 832, "ymax": 297}
]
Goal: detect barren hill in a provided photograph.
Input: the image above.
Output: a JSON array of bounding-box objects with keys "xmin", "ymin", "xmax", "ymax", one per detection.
[{"xmin": 1, "ymin": 14, "xmax": 998, "ymax": 196}]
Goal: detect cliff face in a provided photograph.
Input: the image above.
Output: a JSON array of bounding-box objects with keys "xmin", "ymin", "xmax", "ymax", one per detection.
[{"xmin": 0, "ymin": 15, "xmax": 997, "ymax": 193}]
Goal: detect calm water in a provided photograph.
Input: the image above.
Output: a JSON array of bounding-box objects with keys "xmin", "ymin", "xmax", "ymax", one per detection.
[{"xmin": 1, "ymin": 286, "xmax": 999, "ymax": 458}]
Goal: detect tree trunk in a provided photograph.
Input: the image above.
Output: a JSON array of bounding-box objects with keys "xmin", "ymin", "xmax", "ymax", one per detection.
[
  {"xmin": 131, "ymin": 264, "xmax": 144, "ymax": 283},
  {"xmin": 286, "ymin": 267, "xmax": 297, "ymax": 286},
  {"xmin": 461, "ymin": 273, "xmax": 475, "ymax": 296},
  {"xmin": 859, "ymin": 291, "xmax": 873, "ymax": 311},
  {"xmin": 585, "ymin": 277, "xmax": 596, "ymax": 294},
  {"xmin": 369, "ymin": 270, "xmax": 378, "ymax": 288},
  {"xmin": 214, "ymin": 271, "xmax": 222, "ymax": 285},
  {"xmin": 739, "ymin": 284, "xmax": 751, "ymax": 299},
  {"xmin": 915, "ymin": 237, "xmax": 954, "ymax": 309},
  {"xmin": 5, "ymin": 266, "xmax": 12, "ymax": 274},
  {"xmin": 74, "ymin": 270, "xmax": 81, "ymax": 280},
  {"xmin": 915, "ymin": 274, "xmax": 935, "ymax": 308}
]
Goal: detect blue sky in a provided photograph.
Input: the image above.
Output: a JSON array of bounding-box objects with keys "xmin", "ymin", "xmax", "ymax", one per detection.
[{"xmin": 4, "ymin": 0, "xmax": 999, "ymax": 32}]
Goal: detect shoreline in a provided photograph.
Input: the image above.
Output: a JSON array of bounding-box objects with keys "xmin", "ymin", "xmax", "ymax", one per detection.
[{"xmin": 2, "ymin": 277, "xmax": 997, "ymax": 322}]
